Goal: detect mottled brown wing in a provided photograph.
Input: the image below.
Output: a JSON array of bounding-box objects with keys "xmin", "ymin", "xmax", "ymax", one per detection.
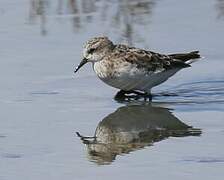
[
  {"xmin": 113, "ymin": 45, "xmax": 194, "ymax": 72},
  {"xmin": 147, "ymin": 50, "xmax": 191, "ymax": 69},
  {"xmin": 168, "ymin": 51, "xmax": 200, "ymax": 61}
]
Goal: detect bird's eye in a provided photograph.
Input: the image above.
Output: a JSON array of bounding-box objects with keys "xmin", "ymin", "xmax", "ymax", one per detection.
[{"xmin": 88, "ymin": 48, "xmax": 96, "ymax": 54}]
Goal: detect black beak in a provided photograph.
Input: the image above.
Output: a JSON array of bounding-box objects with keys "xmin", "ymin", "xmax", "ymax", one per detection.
[{"xmin": 74, "ymin": 58, "xmax": 88, "ymax": 73}]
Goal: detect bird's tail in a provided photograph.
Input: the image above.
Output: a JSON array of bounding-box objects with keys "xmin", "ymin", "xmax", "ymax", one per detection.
[{"xmin": 168, "ymin": 51, "xmax": 201, "ymax": 64}]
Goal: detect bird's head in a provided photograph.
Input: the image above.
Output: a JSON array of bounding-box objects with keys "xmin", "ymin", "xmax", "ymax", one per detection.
[{"xmin": 74, "ymin": 36, "xmax": 114, "ymax": 73}]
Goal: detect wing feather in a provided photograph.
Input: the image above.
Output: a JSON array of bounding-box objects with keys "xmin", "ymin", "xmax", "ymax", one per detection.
[{"xmin": 113, "ymin": 44, "xmax": 191, "ymax": 72}]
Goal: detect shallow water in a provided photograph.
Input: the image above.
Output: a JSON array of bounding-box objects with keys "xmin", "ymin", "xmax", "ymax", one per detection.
[{"xmin": 0, "ymin": 0, "xmax": 224, "ymax": 179}]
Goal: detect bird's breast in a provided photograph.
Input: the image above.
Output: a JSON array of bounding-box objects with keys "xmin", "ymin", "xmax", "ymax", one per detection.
[
  {"xmin": 93, "ymin": 60, "xmax": 119, "ymax": 79},
  {"xmin": 93, "ymin": 60, "xmax": 181, "ymax": 92}
]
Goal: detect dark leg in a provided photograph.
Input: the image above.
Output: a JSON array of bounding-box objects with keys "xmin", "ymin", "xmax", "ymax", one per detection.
[
  {"xmin": 114, "ymin": 90, "xmax": 152, "ymax": 101},
  {"xmin": 144, "ymin": 92, "xmax": 152, "ymax": 101},
  {"xmin": 114, "ymin": 90, "xmax": 127, "ymax": 100}
]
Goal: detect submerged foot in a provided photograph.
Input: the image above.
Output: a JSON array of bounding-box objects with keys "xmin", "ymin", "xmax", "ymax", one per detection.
[{"xmin": 114, "ymin": 90, "xmax": 152, "ymax": 102}]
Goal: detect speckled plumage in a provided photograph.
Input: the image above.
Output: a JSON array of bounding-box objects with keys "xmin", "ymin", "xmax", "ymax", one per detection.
[{"xmin": 75, "ymin": 37, "xmax": 200, "ymax": 93}]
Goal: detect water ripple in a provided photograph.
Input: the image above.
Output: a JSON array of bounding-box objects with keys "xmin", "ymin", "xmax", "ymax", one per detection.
[
  {"xmin": 1, "ymin": 153, "xmax": 22, "ymax": 159},
  {"xmin": 182, "ymin": 156, "xmax": 224, "ymax": 163},
  {"xmin": 155, "ymin": 80, "xmax": 224, "ymax": 106}
]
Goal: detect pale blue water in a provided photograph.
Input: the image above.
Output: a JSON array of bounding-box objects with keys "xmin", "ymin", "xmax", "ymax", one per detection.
[{"xmin": 0, "ymin": 0, "xmax": 224, "ymax": 180}]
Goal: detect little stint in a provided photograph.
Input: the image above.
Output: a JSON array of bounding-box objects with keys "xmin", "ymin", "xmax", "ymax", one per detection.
[{"xmin": 74, "ymin": 36, "xmax": 200, "ymax": 99}]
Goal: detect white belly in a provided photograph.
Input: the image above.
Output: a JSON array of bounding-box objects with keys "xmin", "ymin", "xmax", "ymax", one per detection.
[{"xmin": 93, "ymin": 61, "xmax": 180, "ymax": 92}]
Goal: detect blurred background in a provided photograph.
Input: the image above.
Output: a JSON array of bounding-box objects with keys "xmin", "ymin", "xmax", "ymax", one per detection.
[{"xmin": 0, "ymin": 0, "xmax": 224, "ymax": 180}]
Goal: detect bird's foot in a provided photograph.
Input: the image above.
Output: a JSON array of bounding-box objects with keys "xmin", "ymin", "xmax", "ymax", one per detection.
[{"xmin": 114, "ymin": 90, "xmax": 152, "ymax": 102}]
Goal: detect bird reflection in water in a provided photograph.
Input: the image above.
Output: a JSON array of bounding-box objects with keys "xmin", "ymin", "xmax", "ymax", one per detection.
[{"xmin": 76, "ymin": 104, "xmax": 201, "ymax": 165}]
